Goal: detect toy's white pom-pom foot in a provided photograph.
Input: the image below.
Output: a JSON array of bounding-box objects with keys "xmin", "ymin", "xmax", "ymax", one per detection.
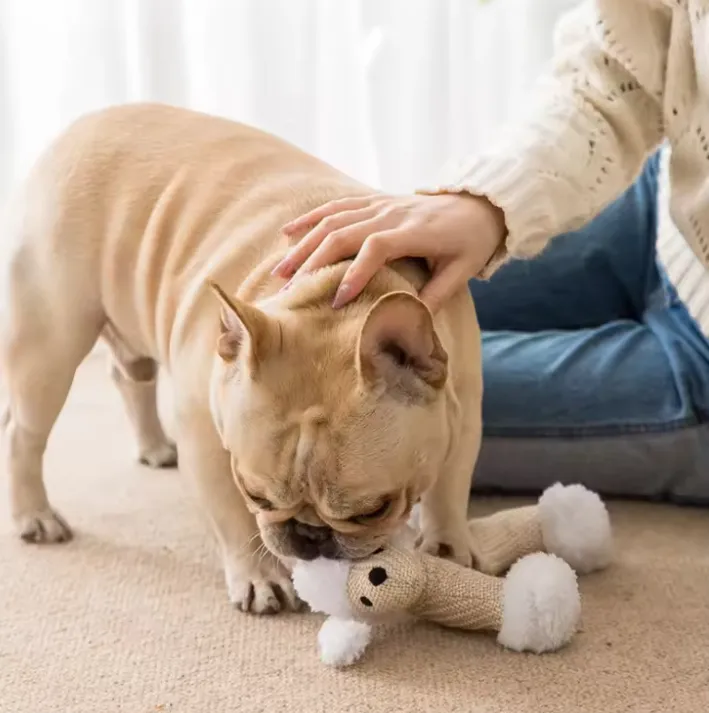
[
  {"xmin": 497, "ymin": 552, "xmax": 580, "ymax": 654},
  {"xmin": 318, "ymin": 616, "xmax": 372, "ymax": 667},
  {"xmin": 539, "ymin": 482, "xmax": 613, "ymax": 574}
]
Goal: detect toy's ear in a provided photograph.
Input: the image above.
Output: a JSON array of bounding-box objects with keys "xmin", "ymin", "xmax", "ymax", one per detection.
[
  {"xmin": 347, "ymin": 547, "xmax": 425, "ymax": 620},
  {"xmin": 291, "ymin": 558, "xmax": 355, "ymax": 620}
]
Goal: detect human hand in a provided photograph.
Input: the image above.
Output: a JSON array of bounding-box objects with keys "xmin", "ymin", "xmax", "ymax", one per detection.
[{"xmin": 273, "ymin": 193, "xmax": 507, "ymax": 313}]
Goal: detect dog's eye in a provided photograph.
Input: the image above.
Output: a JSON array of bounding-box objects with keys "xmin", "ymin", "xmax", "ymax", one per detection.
[
  {"xmin": 349, "ymin": 499, "xmax": 391, "ymax": 523},
  {"xmin": 247, "ymin": 493, "xmax": 274, "ymax": 511}
]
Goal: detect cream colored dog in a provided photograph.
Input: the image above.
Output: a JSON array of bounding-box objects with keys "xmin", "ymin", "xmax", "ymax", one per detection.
[{"xmin": 0, "ymin": 104, "xmax": 482, "ymax": 615}]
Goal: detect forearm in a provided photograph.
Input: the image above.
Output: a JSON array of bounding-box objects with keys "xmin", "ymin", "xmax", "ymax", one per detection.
[{"xmin": 420, "ymin": 0, "xmax": 670, "ymax": 271}]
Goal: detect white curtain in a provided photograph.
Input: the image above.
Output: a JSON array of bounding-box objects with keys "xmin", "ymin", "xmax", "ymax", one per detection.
[{"xmin": 0, "ymin": 0, "xmax": 578, "ymax": 202}]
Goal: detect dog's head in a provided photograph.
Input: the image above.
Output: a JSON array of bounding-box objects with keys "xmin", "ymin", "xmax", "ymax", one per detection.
[{"xmin": 207, "ymin": 270, "xmax": 449, "ymax": 562}]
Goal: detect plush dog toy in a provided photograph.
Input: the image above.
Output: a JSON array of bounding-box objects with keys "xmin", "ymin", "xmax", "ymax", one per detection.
[{"xmin": 292, "ymin": 483, "xmax": 612, "ymax": 667}]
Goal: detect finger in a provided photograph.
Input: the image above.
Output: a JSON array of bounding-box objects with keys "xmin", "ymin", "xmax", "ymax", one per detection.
[
  {"xmin": 331, "ymin": 230, "xmax": 404, "ymax": 308},
  {"xmin": 418, "ymin": 261, "xmax": 470, "ymax": 314},
  {"xmin": 274, "ymin": 208, "xmax": 379, "ymax": 278},
  {"xmin": 281, "ymin": 196, "xmax": 376, "ymax": 236},
  {"xmin": 290, "ymin": 217, "xmax": 388, "ymax": 278}
]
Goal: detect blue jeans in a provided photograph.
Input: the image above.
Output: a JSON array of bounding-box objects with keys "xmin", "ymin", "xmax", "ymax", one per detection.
[{"xmin": 469, "ymin": 153, "xmax": 709, "ymax": 505}]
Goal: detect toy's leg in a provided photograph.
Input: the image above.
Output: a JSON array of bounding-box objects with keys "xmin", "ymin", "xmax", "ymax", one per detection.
[
  {"xmin": 468, "ymin": 483, "xmax": 613, "ymax": 575},
  {"xmin": 415, "ymin": 553, "xmax": 506, "ymax": 631},
  {"xmin": 414, "ymin": 549, "xmax": 581, "ymax": 654},
  {"xmin": 468, "ymin": 505, "xmax": 543, "ymax": 575}
]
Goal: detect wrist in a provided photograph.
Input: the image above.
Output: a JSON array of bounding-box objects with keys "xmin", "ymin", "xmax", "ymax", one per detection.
[
  {"xmin": 476, "ymin": 195, "xmax": 507, "ymax": 252},
  {"xmin": 454, "ymin": 193, "xmax": 508, "ymax": 268},
  {"xmin": 467, "ymin": 194, "xmax": 509, "ymax": 278}
]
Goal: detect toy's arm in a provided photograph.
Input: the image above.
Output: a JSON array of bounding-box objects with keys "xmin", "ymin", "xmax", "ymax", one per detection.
[
  {"xmin": 468, "ymin": 483, "xmax": 613, "ymax": 576},
  {"xmin": 468, "ymin": 505, "xmax": 542, "ymax": 576}
]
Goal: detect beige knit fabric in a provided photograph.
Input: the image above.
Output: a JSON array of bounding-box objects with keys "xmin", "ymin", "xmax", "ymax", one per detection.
[
  {"xmin": 467, "ymin": 505, "xmax": 544, "ymax": 576},
  {"xmin": 2, "ymin": 355, "xmax": 709, "ymax": 713},
  {"xmin": 347, "ymin": 547, "xmax": 504, "ymax": 632},
  {"xmin": 423, "ymin": 1, "xmax": 709, "ymax": 333}
]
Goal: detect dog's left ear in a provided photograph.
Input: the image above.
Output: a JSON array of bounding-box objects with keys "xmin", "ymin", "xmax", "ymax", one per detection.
[
  {"xmin": 207, "ymin": 280, "xmax": 281, "ymax": 367},
  {"xmin": 357, "ymin": 291, "xmax": 448, "ymax": 398}
]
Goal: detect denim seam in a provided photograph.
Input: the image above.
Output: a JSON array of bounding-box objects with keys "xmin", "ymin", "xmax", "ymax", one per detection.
[{"xmin": 482, "ymin": 415, "xmax": 698, "ymax": 439}]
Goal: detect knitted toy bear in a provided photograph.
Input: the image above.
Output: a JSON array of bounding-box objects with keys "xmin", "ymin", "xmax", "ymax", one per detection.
[{"xmin": 292, "ymin": 483, "xmax": 612, "ymax": 667}]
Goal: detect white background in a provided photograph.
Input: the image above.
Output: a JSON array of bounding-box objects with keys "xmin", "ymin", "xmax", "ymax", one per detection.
[{"xmin": 0, "ymin": 0, "xmax": 578, "ymax": 201}]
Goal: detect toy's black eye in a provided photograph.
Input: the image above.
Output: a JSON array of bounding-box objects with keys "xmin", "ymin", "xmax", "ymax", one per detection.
[
  {"xmin": 368, "ymin": 567, "xmax": 388, "ymax": 586},
  {"xmin": 348, "ymin": 499, "xmax": 392, "ymax": 524}
]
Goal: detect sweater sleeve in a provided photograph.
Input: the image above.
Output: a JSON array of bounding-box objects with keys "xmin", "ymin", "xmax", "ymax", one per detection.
[{"xmin": 419, "ymin": 0, "xmax": 671, "ymax": 275}]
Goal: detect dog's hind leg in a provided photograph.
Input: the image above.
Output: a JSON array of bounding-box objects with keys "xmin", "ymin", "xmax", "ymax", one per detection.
[
  {"xmin": 1, "ymin": 248, "xmax": 103, "ymax": 544},
  {"xmin": 102, "ymin": 322, "xmax": 177, "ymax": 469}
]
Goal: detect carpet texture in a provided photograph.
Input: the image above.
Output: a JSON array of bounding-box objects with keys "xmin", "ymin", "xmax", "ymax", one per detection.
[{"xmin": 1, "ymin": 355, "xmax": 708, "ymax": 713}]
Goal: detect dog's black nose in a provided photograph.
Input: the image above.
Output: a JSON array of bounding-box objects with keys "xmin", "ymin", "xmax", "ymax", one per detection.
[{"xmin": 286, "ymin": 520, "xmax": 338, "ymax": 560}]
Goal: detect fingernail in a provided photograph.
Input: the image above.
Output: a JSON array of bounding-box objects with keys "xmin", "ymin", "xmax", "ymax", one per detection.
[{"xmin": 332, "ymin": 283, "xmax": 351, "ymax": 309}]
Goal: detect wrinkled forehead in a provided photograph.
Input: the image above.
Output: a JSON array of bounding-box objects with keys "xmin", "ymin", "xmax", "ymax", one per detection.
[{"xmin": 234, "ymin": 396, "xmax": 419, "ymax": 498}]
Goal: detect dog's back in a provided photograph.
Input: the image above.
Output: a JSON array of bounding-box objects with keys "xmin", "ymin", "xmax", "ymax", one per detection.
[{"xmin": 2, "ymin": 103, "xmax": 369, "ymax": 369}]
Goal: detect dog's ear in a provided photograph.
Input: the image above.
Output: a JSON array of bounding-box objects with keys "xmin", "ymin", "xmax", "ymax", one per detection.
[
  {"xmin": 207, "ymin": 280, "xmax": 281, "ymax": 367},
  {"xmin": 356, "ymin": 291, "xmax": 447, "ymax": 399}
]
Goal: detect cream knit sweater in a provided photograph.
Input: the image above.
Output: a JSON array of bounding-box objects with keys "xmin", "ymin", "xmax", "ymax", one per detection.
[{"xmin": 425, "ymin": 0, "xmax": 709, "ymax": 335}]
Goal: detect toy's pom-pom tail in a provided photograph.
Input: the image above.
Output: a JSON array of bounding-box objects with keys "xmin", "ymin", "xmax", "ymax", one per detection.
[
  {"xmin": 318, "ymin": 616, "xmax": 372, "ymax": 667},
  {"xmin": 538, "ymin": 482, "xmax": 613, "ymax": 574},
  {"xmin": 497, "ymin": 552, "xmax": 580, "ymax": 654}
]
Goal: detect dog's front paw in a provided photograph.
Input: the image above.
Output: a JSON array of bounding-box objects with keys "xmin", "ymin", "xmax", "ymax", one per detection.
[
  {"xmin": 416, "ymin": 532, "xmax": 474, "ymax": 568},
  {"xmin": 15, "ymin": 508, "xmax": 73, "ymax": 544},
  {"xmin": 225, "ymin": 555, "xmax": 302, "ymax": 615},
  {"xmin": 138, "ymin": 440, "xmax": 178, "ymax": 469}
]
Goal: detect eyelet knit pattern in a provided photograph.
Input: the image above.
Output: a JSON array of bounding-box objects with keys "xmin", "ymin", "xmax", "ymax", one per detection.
[{"xmin": 422, "ymin": 0, "xmax": 709, "ymax": 334}]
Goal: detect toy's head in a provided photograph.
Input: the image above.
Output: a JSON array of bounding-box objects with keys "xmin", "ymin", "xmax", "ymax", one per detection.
[
  {"xmin": 347, "ymin": 547, "xmax": 426, "ymax": 620},
  {"xmin": 293, "ymin": 546, "xmax": 426, "ymax": 622}
]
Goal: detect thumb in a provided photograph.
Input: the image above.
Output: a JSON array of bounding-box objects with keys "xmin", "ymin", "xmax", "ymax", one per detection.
[{"xmin": 418, "ymin": 261, "xmax": 470, "ymax": 314}]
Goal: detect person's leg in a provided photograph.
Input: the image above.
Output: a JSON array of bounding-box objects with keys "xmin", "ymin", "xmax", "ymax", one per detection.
[
  {"xmin": 475, "ymin": 310, "xmax": 709, "ymax": 504},
  {"xmin": 471, "ymin": 151, "xmax": 709, "ymax": 504},
  {"xmin": 468, "ymin": 153, "xmax": 661, "ymax": 332}
]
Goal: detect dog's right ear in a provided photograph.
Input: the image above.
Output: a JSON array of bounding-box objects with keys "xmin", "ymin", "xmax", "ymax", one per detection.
[
  {"xmin": 207, "ymin": 280, "xmax": 281, "ymax": 367},
  {"xmin": 356, "ymin": 291, "xmax": 448, "ymax": 400}
]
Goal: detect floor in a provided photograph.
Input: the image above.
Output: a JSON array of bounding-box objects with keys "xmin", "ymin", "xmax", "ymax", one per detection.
[{"xmin": 1, "ymin": 354, "xmax": 708, "ymax": 713}]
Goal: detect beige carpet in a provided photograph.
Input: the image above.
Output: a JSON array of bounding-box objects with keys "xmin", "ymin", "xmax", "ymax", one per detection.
[{"xmin": 1, "ymin": 354, "xmax": 708, "ymax": 713}]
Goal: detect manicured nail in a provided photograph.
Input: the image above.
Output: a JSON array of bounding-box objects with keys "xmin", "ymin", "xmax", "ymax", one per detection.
[{"xmin": 332, "ymin": 283, "xmax": 351, "ymax": 309}]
